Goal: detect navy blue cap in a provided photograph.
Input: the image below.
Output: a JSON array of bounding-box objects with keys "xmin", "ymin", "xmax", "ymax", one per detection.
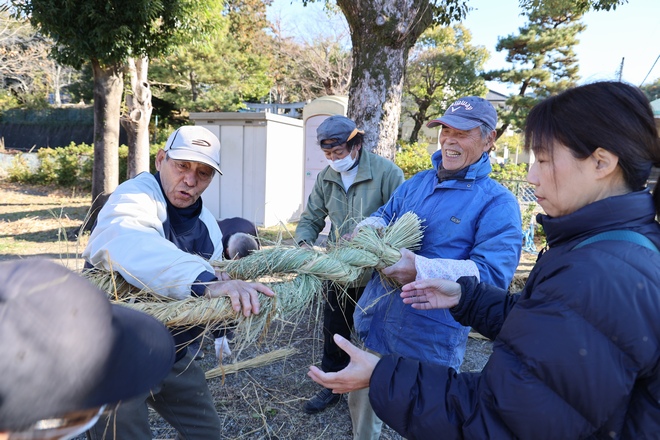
[
  {"xmin": 427, "ymin": 96, "xmax": 497, "ymax": 131},
  {"xmin": 0, "ymin": 259, "xmax": 175, "ymax": 432},
  {"xmin": 317, "ymin": 115, "xmax": 365, "ymax": 147}
]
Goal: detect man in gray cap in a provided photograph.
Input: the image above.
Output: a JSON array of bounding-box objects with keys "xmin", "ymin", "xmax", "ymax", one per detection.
[
  {"xmin": 0, "ymin": 259, "xmax": 175, "ymax": 440},
  {"xmin": 340, "ymin": 96, "xmax": 522, "ymax": 439},
  {"xmin": 295, "ymin": 115, "xmax": 404, "ymax": 414},
  {"xmin": 83, "ymin": 125, "xmax": 275, "ymax": 439}
]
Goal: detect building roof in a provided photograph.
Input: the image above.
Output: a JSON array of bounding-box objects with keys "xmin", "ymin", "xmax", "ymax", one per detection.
[{"xmin": 486, "ymin": 89, "xmax": 508, "ymax": 104}]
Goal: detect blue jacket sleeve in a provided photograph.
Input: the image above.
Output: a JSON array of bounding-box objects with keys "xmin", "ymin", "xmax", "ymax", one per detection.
[{"xmin": 469, "ymin": 195, "xmax": 522, "ymax": 289}]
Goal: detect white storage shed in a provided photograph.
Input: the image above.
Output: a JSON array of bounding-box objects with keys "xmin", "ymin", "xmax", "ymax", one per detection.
[
  {"xmin": 189, "ymin": 112, "xmax": 304, "ymax": 227},
  {"xmin": 301, "ymin": 96, "xmax": 348, "ymax": 207}
]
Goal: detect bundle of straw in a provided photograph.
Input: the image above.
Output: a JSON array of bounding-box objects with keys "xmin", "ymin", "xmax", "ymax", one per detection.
[
  {"xmin": 84, "ymin": 212, "xmax": 424, "ymax": 366},
  {"xmin": 205, "ymin": 348, "xmax": 297, "ymax": 380},
  {"xmin": 213, "ymin": 211, "xmax": 424, "ymax": 281}
]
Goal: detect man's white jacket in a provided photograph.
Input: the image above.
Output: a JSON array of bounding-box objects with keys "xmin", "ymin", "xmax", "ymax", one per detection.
[{"xmin": 83, "ymin": 172, "xmax": 223, "ymax": 299}]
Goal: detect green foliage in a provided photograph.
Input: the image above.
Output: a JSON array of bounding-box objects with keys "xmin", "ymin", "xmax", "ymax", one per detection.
[
  {"xmin": 7, "ymin": 154, "xmax": 34, "ymax": 182},
  {"xmin": 486, "ymin": 0, "xmax": 589, "ymax": 137},
  {"xmin": 65, "ymin": 63, "xmax": 94, "ymax": 104},
  {"xmin": 428, "ymin": 1, "xmax": 470, "ymax": 26},
  {"xmin": 7, "ymin": 142, "xmax": 163, "ymax": 188},
  {"xmin": 35, "ymin": 143, "xmax": 93, "ymax": 187},
  {"xmin": 521, "ymin": 202, "xmax": 536, "ymax": 228},
  {"xmin": 15, "ymin": 91, "xmax": 50, "ymax": 109},
  {"xmin": 641, "ymin": 77, "xmax": 660, "ymax": 102},
  {"xmin": 403, "ymin": 24, "xmax": 489, "ymax": 143},
  {"xmin": 13, "ymin": 0, "xmax": 224, "ymax": 69},
  {"xmin": 519, "ymin": 0, "xmax": 627, "ymax": 13},
  {"xmin": 495, "ymin": 132, "xmax": 524, "ymax": 158},
  {"xmin": 149, "ymin": 0, "xmax": 273, "ymax": 112},
  {"xmin": 490, "ymin": 163, "xmax": 528, "ymax": 182},
  {"xmin": 0, "ymin": 91, "xmax": 20, "ymax": 113},
  {"xmin": 395, "ymin": 141, "xmax": 433, "ymax": 179}
]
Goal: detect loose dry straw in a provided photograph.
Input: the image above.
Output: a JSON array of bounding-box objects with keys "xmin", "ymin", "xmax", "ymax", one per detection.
[
  {"xmin": 85, "ymin": 212, "xmax": 424, "ymax": 365},
  {"xmin": 205, "ymin": 348, "xmax": 297, "ymax": 380}
]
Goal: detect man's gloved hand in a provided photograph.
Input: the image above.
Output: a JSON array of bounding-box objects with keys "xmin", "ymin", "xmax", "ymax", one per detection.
[{"xmin": 214, "ymin": 336, "xmax": 232, "ymax": 359}]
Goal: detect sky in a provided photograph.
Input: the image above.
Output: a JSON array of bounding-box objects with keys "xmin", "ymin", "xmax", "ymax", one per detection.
[{"xmin": 267, "ymin": 0, "xmax": 660, "ymax": 95}]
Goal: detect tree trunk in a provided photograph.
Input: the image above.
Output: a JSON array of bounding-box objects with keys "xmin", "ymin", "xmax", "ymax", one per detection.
[
  {"xmin": 121, "ymin": 56, "xmax": 153, "ymax": 179},
  {"xmin": 54, "ymin": 64, "xmax": 62, "ymax": 106},
  {"xmin": 409, "ymin": 97, "xmax": 432, "ymax": 143},
  {"xmin": 87, "ymin": 59, "xmax": 123, "ymax": 230},
  {"xmin": 337, "ymin": 0, "xmax": 433, "ymax": 160},
  {"xmin": 409, "ymin": 118, "xmax": 423, "ymax": 144},
  {"xmin": 496, "ymin": 79, "xmax": 530, "ymax": 140},
  {"xmin": 190, "ymin": 70, "xmax": 199, "ymax": 102}
]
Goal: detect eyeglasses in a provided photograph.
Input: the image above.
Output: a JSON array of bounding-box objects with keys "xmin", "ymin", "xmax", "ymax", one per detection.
[{"xmin": 8, "ymin": 405, "xmax": 107, "ymax": 440}]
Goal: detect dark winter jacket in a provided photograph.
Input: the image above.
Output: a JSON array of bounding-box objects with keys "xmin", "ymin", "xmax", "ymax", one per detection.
[{"xmin": 370, "ymin": 190, "xmax": 660, "ymax": 439}]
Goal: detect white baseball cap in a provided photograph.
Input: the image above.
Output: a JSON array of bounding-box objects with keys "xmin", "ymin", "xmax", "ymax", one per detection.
[{"xmin": 164, "ymin": 126, "xmax": 222, "ymax": 175}]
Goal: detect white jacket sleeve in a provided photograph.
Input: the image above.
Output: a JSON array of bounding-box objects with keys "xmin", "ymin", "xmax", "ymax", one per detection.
[
  {"xmin": 414, "ymin": 255, "xmax": 480, "ymax": 282},
  {"xmin": 83, "ymin": 174, "xmax": 218, "ymax": 299},
  {"xmin": 355, "ymin": 216, "xmax": 388, "ymax": 230}
]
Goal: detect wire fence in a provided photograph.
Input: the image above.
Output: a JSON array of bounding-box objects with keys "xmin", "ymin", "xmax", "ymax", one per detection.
[{"xmin": 500, "ymin": 179, "xmax": 536, "ymax": 203}]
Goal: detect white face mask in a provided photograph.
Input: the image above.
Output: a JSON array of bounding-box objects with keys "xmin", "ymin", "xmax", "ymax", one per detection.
[{"xmin": 326, "ymin": 152, "xmax": 357, "ymax": 173}]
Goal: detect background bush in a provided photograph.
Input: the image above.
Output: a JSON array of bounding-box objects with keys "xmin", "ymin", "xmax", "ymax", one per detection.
[
  {"xmin": 8, "ymin": 142, "xmax": 163, "ymax": 189},
  {"xmin": 395, "ymin": 141, "xmax": 433, "ymax": 179},
  {"xmin": 490, "ymin": 162, "xmax": 528, "ymax": 181}
]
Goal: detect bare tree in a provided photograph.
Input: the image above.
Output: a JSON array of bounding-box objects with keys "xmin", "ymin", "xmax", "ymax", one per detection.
[
  {"xmin": 269, "ymin": 9, "xmax": 352, "ymax": 103},
  {"xmin": 121, "ymin": 56, "xmax": 152, "ymax": 178},
  {"xmin": 0, "ymin": 11, "xmax": 76, "ymax": 105}
]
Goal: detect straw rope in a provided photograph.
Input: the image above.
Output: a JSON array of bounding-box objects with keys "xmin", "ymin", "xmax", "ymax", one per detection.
[{"xmin": 84, "ymin": 212, "xmax": 424, "ymax": 366}]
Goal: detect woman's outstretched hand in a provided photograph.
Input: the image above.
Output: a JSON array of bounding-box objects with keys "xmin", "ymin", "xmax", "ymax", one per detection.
[
  {"xmin": 307, "ymin": 335, "xmax": 379, "ymax": 394},
  {"xmin": 400, "ymin": 278, "xmax": 462, "ymax": 310}
]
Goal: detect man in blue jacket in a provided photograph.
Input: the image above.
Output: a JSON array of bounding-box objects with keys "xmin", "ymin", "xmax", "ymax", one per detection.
[{"xmin": 348, "ymin": 97, "xmax": 522, "ymax": 439}]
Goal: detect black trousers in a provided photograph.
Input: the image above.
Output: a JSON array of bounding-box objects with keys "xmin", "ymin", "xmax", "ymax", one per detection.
[{"xmin": 320, "ymin": 283, "xmax": 365, "ymax": 373}]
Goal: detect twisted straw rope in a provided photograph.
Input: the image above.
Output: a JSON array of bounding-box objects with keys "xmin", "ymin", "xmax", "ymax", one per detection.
[
  {"xmin": 85, "ymin": 212, "xmax": 424, "ymax": 361},
  {"xmin": 214, "ymin": 211, "xmax": 424, "ymax": 282}
]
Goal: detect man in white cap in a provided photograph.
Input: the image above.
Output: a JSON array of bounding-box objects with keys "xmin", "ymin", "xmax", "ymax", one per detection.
[
  {"xmin": 84, "ymin": 125, "xmax": 274, "ymax": 439},
  {"xmin": 0, "ymin": 259, "xmax": 175, "ymax": 440},
  {"xmin": 342, "ymin": 97, "xmax": 523, "ymax": 439}
]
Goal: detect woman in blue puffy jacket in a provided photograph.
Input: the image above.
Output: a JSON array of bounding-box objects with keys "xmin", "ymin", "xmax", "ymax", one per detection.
[{"xmin": 308, "ymin": 81, "xmax": 660, "ymax": 440}]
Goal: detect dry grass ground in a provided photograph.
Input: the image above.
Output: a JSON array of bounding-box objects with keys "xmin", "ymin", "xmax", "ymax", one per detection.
[
  {"xmin": 0, "ymin": 181, "xmax": 536, "ymax": 440},
  {"xmin": 0, "ymin": 182, "xmax": 89, "ymax": 268}
]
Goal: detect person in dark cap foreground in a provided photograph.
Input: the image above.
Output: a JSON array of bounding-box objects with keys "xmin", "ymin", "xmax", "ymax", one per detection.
[
  {"xmin": 343, "ymin": 96, "xmax": 522, "ymax": 438},
  {"xmin": 295, "ymin": 115, "xmax": 404, "ymax": 414},
  {"xmin": 0, "ymin": 259, "xmax": 175, "ymax": 440}
]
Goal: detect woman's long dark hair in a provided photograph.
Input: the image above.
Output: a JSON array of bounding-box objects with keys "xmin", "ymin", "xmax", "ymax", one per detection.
[{"xmin": 524, "ymin": 81, "xmax": 660, "ymax": 217}]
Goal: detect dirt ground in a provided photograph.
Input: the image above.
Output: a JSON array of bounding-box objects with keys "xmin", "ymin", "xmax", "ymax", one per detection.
[{"xmin": 0, "ymin": 182, "xmax": 537, "ymax": 440}]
